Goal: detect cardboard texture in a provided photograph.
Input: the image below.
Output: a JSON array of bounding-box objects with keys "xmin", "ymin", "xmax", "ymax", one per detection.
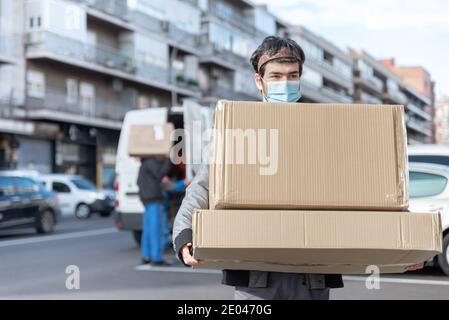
[
  {"xmin": 192, "ymin": 209, "xmax": 442, "ymax": 274},
  {"xmin": 209, "ymin": 101, "xmax": 409, "ymax": 210},
  {"xmin": 128, "ymin": 123, "xmax": 174, "ymax": 157}
]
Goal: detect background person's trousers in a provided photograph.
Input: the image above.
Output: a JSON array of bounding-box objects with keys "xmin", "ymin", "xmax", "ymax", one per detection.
[
  {"xmin": 141, "ymin": 203, "xmax": 164, "ymax": 262},
  {"xmin": 234, "ymin": 273, "xmax": 330, "ymax": 300}
]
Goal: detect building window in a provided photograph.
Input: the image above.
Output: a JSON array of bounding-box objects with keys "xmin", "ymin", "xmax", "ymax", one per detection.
[
  {"xmin": 66, "ymin": 78, "xmax": 78, "ymax": 104},
  {"xmin": 79, "ymin": 82, "xmax": 95, "ymax": 117},
  {"xmin": 26, "ymin": 70, "xmax": 45, "ymax": 98}
]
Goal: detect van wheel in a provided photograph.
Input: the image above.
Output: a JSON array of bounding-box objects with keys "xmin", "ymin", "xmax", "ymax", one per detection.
[
  {"xmin": 36, "ymin": 210, "xmax": 55, "ymax": 234},
  {"xmin": 75, "ymin": 203, "xmax": 91, "ymax": 220},
  {"xmin": 133, "ymin": 230, "xmax": 142, "ymax": 246},
  {"xmin": 437, "ymin": 233, "xmax": 449, "ymax": 276}
]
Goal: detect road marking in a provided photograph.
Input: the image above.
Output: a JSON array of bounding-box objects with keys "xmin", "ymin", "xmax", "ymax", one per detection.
[
  {"xmin": 344, "ymin": 276, "xmax": 449, "ymax": 286},
  {"xmin": 0, "ymin": 228, "xmax": 118, "ymax": 248},
  {"xmin": 135, "ymin": 265, "xmax": 221, "ymax": 274},
  {"xmin": 135, "ymin": 266, "xmax": 449, "ymax": 285}
]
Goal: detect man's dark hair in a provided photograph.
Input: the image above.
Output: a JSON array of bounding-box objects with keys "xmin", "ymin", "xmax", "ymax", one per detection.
[{"xmin": 250, "ymin": 36, "xmax": 306, "ymax": 77}]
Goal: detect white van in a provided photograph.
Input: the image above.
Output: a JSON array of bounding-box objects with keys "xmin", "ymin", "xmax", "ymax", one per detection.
[{"xmin": 114, "ymin": 100, "xmax": 213, "ymax": 244}]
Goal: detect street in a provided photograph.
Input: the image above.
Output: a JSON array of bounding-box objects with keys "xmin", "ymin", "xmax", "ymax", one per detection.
[{"xmin": 0, "ymin": 216, "xmax": 448, "ymax": 300}]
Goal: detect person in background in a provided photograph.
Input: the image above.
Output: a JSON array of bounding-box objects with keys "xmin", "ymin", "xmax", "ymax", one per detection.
[{"xmin": 137, "ymin": 155, "xmax": 172, "ymax": 266}]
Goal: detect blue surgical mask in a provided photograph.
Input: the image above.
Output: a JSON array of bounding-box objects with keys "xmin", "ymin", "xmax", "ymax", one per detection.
[{"xmin": 261, "ymin": 79, "xmax": 302, "ymax": 103}]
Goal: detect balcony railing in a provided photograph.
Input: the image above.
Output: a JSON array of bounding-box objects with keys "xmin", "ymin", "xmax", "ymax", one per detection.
[
  {"xmin": 355, "ymin": 71, "xmax": 384, "ymax": 93},
  {"xmin": 25, "ymin": 86, "xmax": 132, "ymax": 121},
  {"xmin": 407, "ymin": 103, "xmax": 433, "ymax": 121},
  {"xmin": 359, "ymin": 92, "xmax": 383, "ymax": 105},
  {"xmin": 0, "ymin": 35, "xmax": 20, "ymax": 59},
  {"xmin": 208, "ymin": 5, "xmax": 263, "ymax": 37},
  {"xmin": 26, "ymin": 31, "xmax": 136, "ymax": 73},
  {"xmin": 405, "ymin": 115, "xmax": 432, "ymax": 137},
  {"xmin": 384, "ymin": 88, "xmax": 407, "ymax": 104},
  {"xmin": 302, "ymin": 80, "xmax": 353, "ymax": 103},
  {"xmin": 198, "ymin": 42, "xmax": 249, "ymax": 68},
  {"xmin": 321, "ymin": 87, "xmax": 353, "ymax": 104},
  {"xmin": 306, "ymin": 56, "xmax": 353, "ymax": 83},
  {"xmin": 25, "ymin": 31, "xmax": 179, "ymax": 88},
  {"xmin": 80, "ymin": 0, "xmax": 129, "ymax": 20}
]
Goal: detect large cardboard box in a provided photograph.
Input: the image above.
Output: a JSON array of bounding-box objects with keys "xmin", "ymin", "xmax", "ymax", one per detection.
[
  {"xmin": 193, "ymin": 210, "xmax": 442, "ymax": 274},
  {"xmin": 209, "ymin": 101, "xmax": 409, "ymax": 210},
  {"xmin": 128, "ymin": 123, "xmax": 174, "ymax": 157}
]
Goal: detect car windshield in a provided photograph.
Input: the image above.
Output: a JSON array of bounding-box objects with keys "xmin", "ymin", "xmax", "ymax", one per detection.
[{"xmin": 71, "ymin": 178, "xmax": 97, "ymax": 191}]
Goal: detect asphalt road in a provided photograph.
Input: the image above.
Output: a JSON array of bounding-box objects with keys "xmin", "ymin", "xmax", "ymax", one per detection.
[{"xmin": 0, "ymin": 215, "xmax": 448, "ymax": 300}]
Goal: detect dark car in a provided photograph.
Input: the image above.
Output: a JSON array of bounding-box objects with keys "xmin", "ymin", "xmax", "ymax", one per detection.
[{"xmin": 0, "ymin": 171, "xmax": 61, "ymax": 234}]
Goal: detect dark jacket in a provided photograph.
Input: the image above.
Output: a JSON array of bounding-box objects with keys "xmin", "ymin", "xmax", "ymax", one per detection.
[{"xmin": 137, "ymin": 157, "xmax": 172, "ymax": 205}]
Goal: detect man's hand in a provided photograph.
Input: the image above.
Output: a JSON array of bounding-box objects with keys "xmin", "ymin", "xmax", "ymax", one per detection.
[{"xmin": 181, "ymin": 243, "xmax": 200, "ymax": 266}]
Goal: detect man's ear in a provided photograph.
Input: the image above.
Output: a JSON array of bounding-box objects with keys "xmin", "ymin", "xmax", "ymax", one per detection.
[{"xmin": 254, "ymin": 73, "xmax": 263, "ymax": 91}]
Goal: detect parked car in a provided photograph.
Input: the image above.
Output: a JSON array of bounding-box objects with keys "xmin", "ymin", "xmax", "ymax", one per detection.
[
  {"xmin": 408, "ymin": 144, "xmax": 449, "ymax": 166},
  {"xmin": 409, "ymin": 162, "xmax": 449, "ymax": 276},
  {"xmin": 0, "ymin": 170, "xmax": 60, "ymax": 234},
  {"xmin": 40, "ymin": 174, "xmax": 115, "ymax": 219}
]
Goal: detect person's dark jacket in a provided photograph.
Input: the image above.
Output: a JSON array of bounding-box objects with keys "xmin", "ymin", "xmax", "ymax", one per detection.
[{"xmin": 137, "ymin": 157, "xmax": 172, "ymax": 205}]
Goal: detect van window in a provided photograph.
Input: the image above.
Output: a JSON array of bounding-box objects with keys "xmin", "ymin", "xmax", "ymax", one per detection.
[
  {"xmin": 52, "ymin": 182, "xmax": 71, "ymax": 193},
  {"xmin": 0, "ymin": 177, "xmax": 15, "ymax": 196},
  {"xmin": 409, "ymin": 155, "xmax": 449, "ymax": 167},
  {"xmin": 409, "ymin": 171, "xmax": 448, "ymax": 198}
]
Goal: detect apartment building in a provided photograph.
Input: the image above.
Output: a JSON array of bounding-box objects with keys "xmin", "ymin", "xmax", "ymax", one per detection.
[
  {"xmin": 381, "ymin": 59, "xmax": 436, "ymax": 143},
  {"xmin": 350, "ymin": 49, "xmax": 434, "ymax": 144},
  {"xmin": 286, "ymin": 26, "xmax": 353, "ymax": 104}
]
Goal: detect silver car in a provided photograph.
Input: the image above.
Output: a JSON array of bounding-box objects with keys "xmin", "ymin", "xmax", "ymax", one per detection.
[{"xmin": 409, "ymin": 162, "xmax": 449, "ymax": 276}]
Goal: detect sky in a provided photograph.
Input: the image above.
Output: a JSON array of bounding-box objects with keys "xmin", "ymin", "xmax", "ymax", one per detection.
[{"xmin": 252, "ymin": 0, "xmax": 449, "ymax": 99}]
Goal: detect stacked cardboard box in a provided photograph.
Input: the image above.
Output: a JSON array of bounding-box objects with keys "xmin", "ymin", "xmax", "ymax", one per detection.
[{"xmin": 193, "ymin": 100, "xmax": 442, "ymax": 274}]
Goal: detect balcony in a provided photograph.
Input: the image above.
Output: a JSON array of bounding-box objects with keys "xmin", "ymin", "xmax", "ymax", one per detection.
[
  {"xmin": 406, "ymin": 102, "xmax": 433, "ymax": 121},
  {"xmin": 198, "ymin": 43, "xmax": 249, "ymax": 70},
  {"xmin": 359, "ymin": 92, "xmax": 383, "ymax": 105},
  {"xmin": 405, "ymin": 115, "xmax": 432, "ymax": 137},
  {"xmin": 301, "ymin": 80, "xmax": 352, "ymax": 103},
  {"xmin": 204, "ymin": 84, "xmax": 259, "ymax": 101},
  {"xmin": 384, "ymin": 88, "xmax": 407, "ymax": 105},
  {"xmin": 79, "ymin": 0, "xmax": 129, "ymax": 20},
  {"xmin": 306, "ymin": 56, "xmax": 353, "ymax": 86},
  {"xmin": 321, "ymin": 87, "xmax": 353, "ymax": 104},
  {"xmin": 130, "ymin": 10, "xmax": 198, "ymax": 53},
  {"xmin": 355, "ymin": 72, "xmax": 384, "ymax": 95},
  {"xmin": 25, "ymin": 31, "xmax": 200, "ymax": 97},
  {"xmin": 207, "ymin": 5, "xmax": 263, "ymax": 37},
  {"xmin": 25, "ymin": 86, "xmax": 131, "ymax": 127},
  {"xmin": 0, "ymin": 35, "xmax": 20, "ymax": 64}
]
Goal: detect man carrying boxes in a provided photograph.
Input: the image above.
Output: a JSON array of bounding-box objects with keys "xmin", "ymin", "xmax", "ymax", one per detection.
[
  {"xmin": 172, "ymin": 37, "xmax": 442, "ymax": 300},
  {"xmin": 174, "ymin": 37, "xmax": 342, "ymax": 300}
]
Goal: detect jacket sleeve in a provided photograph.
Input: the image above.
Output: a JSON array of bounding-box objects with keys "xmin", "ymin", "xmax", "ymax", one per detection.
[
  {"xmin": 172, "ymin": 161, "xmax": 210, "ymax": 266},
  {"xmin": 159, "ymin": 157, "xmax": 173, "ymax": 178}
]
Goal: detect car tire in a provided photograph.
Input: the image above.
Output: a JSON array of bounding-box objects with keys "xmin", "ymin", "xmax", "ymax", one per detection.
[
  {"xmin": 36, "ymin": 210, "xmax": 56, "ymax": 234},
  {"xmin": 75, "ymin": 203, "xmax": 91, "ymax": 220},
  {"xmin": 133, "ymin": 230, "xmax": 142, "ymax": 247},
  {"xmin": 437, "ymin": 233, "xmax": 449, "ymax": 276}
]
